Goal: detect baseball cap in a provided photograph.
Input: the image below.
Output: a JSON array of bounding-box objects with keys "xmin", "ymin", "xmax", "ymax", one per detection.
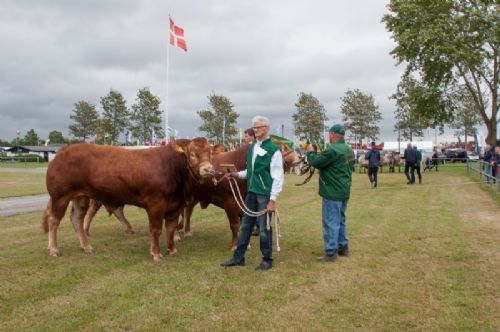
[{"xmin": 329, "ymin": 124, "xmax": 345, "ymax": 135}]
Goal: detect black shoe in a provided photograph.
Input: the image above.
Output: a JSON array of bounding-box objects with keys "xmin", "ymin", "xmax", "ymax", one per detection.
[
  {"xmin": 407, "ymin": 181, "xmax": 411, "ymax": 185},
  {"xmin": 316, "ymin": 254, "xmax": 338, "ymax": 262},
  {"xmin": 338, "ymin": 245, "xmax": 349, "ymax": 256},
  {"xmin": 220, "ymin": 258, "xmax": 245, "ymax": 267},
  {"xmin": 255, "ymin": 260, "xmax": 272, "ymax": 271}
]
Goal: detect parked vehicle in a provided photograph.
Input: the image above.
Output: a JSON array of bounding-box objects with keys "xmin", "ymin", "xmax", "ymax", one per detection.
[{"xmin": 444, "ymin": 148, "xmax": 468, "ymax": 162}]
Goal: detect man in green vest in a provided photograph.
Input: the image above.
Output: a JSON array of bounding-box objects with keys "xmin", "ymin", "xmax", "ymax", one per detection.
[
  {"xmin": 306, "ymin": 124, "xmax": 355, "ymax": 262},
  {"xmin": 221, "ymin": 116, "xmax": 284, "ymax": 271}
]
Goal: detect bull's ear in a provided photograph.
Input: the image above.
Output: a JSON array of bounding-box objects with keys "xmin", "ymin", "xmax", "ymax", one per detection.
[{"xmin": 171, "ymin": 143, "xmax": 185, "ymax": 154}]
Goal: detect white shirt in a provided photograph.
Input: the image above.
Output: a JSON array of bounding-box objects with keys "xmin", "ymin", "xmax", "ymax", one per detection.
[{"xmin": 237, "ymin": 138, "xmax": 284, "ymax": 201}]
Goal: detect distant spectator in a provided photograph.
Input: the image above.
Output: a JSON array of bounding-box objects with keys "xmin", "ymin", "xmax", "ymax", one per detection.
[
  {"xmin": 493, "ymin": 146, "xmax": 500, "ymax": 183},
  {"xmin": 483, "ymin": 144, "xmax": 493, "ymax": 184},
  {"xmin": 403, "ymin": 143, "xmax": 416, "ymax": 184},
  {"xmin": 413, "ymin": 146, "xmax": 422, "ymax": 184},
  {"xmin": 431, "ymin": 149, "xmax": 439, "ymax": 172},
  {"xmin": 364, "ymin": 142, "xmax": 381, "ymax": 188}
]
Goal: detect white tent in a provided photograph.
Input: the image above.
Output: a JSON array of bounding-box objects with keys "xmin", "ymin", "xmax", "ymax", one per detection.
[{"xmin": 383, "ymin": 141, "xmax": 434, "ymax": 153}]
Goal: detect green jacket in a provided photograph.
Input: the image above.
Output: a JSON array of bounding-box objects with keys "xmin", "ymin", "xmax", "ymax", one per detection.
[
  {"xmin": 415, "ymin": 149, "xmax": 422, "ymax": 165},
  {"xmin": 246, "ymin": 139, "xmax": 280, "ymax": 196},
  {"xmin": 307, "ymin": 140, "xmax": 355, "ymax": 201}
]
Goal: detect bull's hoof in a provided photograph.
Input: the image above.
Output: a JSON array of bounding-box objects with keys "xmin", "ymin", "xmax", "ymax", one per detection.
[
  {"xmin": 173, "ymin": 234, "xmax": 181, "ymax": 243},
  {"xmin": 152, "ymin": 254, "xmax": 164, "ymax": 262},
  {"xmin": 167, "ymin": 249, "xmax": 178, "ymax": 256},
  {"xmin": 125, "ymin": 229, "xmax": 135, "ymax": 234},
  {"xmin": 48, "ymin": 249, "xmax": 61, "ymax": 257},
  {"xmin": 231, "ymin": 245, "xmax": 237, "ymax": 252},
  {"xmin": 184, "ymin": 231, "xmax": 193, "ymax": 238},
  {"xmin": 82, "ymin": 246, "xmax": 95, "ymax": 254}
]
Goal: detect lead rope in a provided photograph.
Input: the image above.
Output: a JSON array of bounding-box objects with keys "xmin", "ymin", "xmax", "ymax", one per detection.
[{"xmin": 227, "ymin": 176, "xmax": 282, "ymax": 252}]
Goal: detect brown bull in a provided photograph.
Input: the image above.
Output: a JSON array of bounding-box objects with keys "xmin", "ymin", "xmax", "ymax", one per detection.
[{"xmin": 42, "ymin": 138, "xmax": 214, "ymax": 261}]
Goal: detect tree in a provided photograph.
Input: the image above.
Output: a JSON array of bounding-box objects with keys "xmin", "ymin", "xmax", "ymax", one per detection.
[
  {"xmin": 292, "ymin": 92, "xmax": 326, "ymax": 141},
  {"xmin": 48, "ymin": 130, "xmax": 67, "ymax": 144},
  {"xmin": 450, "ymin": 86, "xmax": 483, "ymax": 146},
  {"xmin": 68, "ymin": 101, "xmax": 99, "ymax": 141},
  {"xmin": 383, "ymin": 0, "xmax": 499, "ymax": 145},
  {"xmin": 391, "ymin": 75, "xmax": 445, "ymax": 141},
  {"xmin": 23, "ymin": 129, "xmax": 40, "ymax": 146},
  {"xmin": 0, "ymin": 139, "xmax": 12, "ymax": 147},
  {"xmin": 100, "ymin": 89, "xmax": 130, "ymax": 145},
  {"xmin": 129, "ymin": 88, "xmax": 163, "ymax": 144},
  {"xmin": 340, "ymin": 89, "xmax": 382, "ymax": 145},
  {"xmin": 197, "ymin": 93, "xmax": 238, "ymax": 143}
]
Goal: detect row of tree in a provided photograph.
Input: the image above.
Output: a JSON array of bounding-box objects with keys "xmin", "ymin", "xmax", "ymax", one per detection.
[
  {"xmin": 0, "ymin": 129, "xmax": 67, "ymax": 147},
  {"xmin": 69, "ymin": 88, "xmax": 162, "ymax": 145}
]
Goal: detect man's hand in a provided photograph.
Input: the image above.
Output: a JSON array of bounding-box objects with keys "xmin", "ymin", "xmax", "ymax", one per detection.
[
  {"xmin": 267, "ymin": 199, "xmax": 276, "ymax": 212},
  {"xmin": 306, "ymin": 144, "xmax": 317, "ymax": 153},
  {"xmin": 222, "ymin": 172, "xmax": 237, "ymax": 181}
]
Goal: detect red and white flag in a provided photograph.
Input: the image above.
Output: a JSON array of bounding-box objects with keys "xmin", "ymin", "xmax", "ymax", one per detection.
[{"xmin": 169, "ymin": 17, "xmax": 187, "ymax": 52}]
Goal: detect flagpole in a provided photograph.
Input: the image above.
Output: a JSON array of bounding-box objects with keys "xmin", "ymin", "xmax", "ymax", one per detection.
[{"xmin": 165, "ymin": 15, "xmax": 171, "ymax": 143}]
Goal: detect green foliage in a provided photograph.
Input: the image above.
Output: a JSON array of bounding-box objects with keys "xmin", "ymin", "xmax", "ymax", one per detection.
[
  {"xmin": 23, "ymin": 129, "xmax": 40, "ymax": 146},
  {"xmin": 0, "ymin": 139, "xmax": 12, "ymax": 147},
  {"xmin": 450, "ymin": 86, "xmax": 482, "ymax": 143},
  {"xmin": 391, "ymin": 75, "xmax": 447, "ymax": 141},
  {"xmin": 100, "ymin": 89, "xmax": 130, "ymax": 145},
  {"xmin": 383, "ymin": 0, "xmax": 499, "ymax": 144},
  {"xmin": 48, "ymin": 130, "xmax": 67, "ymax": 144},
  {"xmin": 292, "ymin": 92, "xmax": 326, "ymax": 141},
  {"xmin": 340, "ymin": 89, "xmax": 382, "ymax": 144},
  {"xmin": 129, "ymin": 88, "xmax": 163, "ymax": 144},
  {"xmin": 197, "ymin": 93, "xmax": 238, "ymax": 142},
  {"xmin": 68, "ymin": 101, "xmax": 99, "ymax": 141}
]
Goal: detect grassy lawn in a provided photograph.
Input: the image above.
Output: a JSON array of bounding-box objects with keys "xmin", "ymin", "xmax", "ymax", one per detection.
[
  {"xmin": 0, "ymin": 162, "xmax": 48, "ymax": 168},
  {"xmin": 0, "ymin": 170, "xmax": 498, "ymax": 331},
  {"xmin": 0, "ymin": 171, "xmax": 47, "ymax": 198}
]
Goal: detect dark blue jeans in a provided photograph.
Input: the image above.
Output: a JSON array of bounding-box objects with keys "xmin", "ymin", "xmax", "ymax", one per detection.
[
  {"xmin": 322, "ymin": 199, "xmax": 349, "ymax": 256},
  {"xmin": 233, "ymin": 192, "xmax": 272, "ymax": 264}
]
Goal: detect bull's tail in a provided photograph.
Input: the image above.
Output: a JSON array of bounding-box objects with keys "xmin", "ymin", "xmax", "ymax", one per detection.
[{"xmin": 42, "ymin": 198, "xmax": 52, "ymax": 233}]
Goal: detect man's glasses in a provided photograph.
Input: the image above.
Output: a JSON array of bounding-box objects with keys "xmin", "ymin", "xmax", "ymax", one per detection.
[{"xmin": 252, "ymin": 125, "xmax": 268, "ymax": 130}]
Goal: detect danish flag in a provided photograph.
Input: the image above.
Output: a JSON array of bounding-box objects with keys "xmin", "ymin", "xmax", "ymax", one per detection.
[{"xmin": 169, "ymin": 17, "xmax": 187, "ymax": 52}]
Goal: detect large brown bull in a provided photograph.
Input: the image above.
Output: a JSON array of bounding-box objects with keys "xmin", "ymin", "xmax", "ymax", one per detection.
[{"xmin": 42, "ymin": 138, "xmax": 214, "ymax": 261}]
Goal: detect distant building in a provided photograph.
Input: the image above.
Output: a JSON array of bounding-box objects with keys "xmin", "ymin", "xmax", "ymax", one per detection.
[{"xmin": 6, "ymin": 144, "xmax": 67, "ymax": 162}]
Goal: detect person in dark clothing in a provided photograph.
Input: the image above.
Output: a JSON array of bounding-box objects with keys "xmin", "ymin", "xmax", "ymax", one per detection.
[
  {"xmin": 483, "ymin": 144, "xmax": 494, "ymax": 184},
  {"xmin": 494, "ymin": 146, "xmax": 500, "ymax": 183},
  {"xmin": 413, "ymin": 146, "xmax": 422, "ymax": 184},
  {"xmin": 365, "ymin": 142, "xmax": 381, "ymax": 188},
  {"xmin": 403, "ymin": 143, "xmax": 416, "ymax": 184},
  {"xmin": 431, "ymin": 149, "xmax": 439, "ymax": 171}
]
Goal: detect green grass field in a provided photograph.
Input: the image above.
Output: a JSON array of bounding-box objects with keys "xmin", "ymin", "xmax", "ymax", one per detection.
[
  {"xmin": 0, "ymin": 162, "xmax": 49, "ymax": 168},
  {"xmin": 0, "ymin": 171, "xmax": 46, "ymax": 198},
  {"xmin": 0, "ymin": 169, "xmax": 498, "ymax": 331}
]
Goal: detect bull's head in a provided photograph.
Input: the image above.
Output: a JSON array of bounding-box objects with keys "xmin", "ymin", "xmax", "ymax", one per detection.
[{"xmin": 172, "ymin": 137, "xmax": 215, "ymax": 178}]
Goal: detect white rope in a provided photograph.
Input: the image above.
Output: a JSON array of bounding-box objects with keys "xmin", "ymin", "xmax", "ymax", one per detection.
[{"xmin": 227, "ymin": 176, "xmax": 282, "ymax": 252}]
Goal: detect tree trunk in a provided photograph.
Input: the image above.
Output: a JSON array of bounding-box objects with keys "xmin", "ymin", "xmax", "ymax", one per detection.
[{"xmin": 485, "ymin": 118, "xmax": 497, "ymax": 146}]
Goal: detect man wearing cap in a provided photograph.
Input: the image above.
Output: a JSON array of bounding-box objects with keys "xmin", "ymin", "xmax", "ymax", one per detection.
[
  {"xmin": 221, "ymin": 115, "xmax": 284, "ymax": 271},
  {"xmin": 306, "ymin": 124, "xmax": 355, "ymax": 262},
  {"xmin": 365, "ymin": 141, "xmax": 381, "ymax": 188},
  {"xmin": 403, "ymin": 143, "xmax": 416, "ymax": 184}
]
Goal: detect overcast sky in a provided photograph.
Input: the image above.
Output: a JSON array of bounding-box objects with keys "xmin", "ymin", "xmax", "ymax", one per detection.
[{"xmin": 1, "ymin": 0, "xmax": 452, "ymax": 143}]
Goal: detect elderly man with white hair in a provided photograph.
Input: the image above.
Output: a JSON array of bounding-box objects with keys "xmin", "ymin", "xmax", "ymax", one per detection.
[{"xmin": 221, "ymin": 115, "xmax": 284, "ymax": 271}]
